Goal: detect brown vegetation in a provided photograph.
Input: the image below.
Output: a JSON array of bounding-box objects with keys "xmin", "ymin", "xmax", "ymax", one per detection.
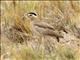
[{"xmin": 1, "ymin": 1, "xmax": 80, "ymax": 60}]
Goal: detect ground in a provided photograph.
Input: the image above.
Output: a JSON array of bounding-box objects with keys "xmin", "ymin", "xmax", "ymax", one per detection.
[{"xmin": 1, "ymin": 1, "xmax": 80, "ymax": 60}]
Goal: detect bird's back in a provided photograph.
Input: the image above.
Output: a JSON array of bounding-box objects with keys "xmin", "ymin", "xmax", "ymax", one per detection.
[
  {"xmin": 31, "ymin": 21, "xmax": 62, "ymax": 38},
  {"xmin": 33, "ymin": 21, "xmax": 55, "ymax": 30}
]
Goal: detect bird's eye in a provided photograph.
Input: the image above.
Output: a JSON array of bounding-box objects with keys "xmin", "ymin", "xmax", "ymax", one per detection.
[{"xmin": 29, "ymin": 14, "xmax": 32, "ymax": 16}]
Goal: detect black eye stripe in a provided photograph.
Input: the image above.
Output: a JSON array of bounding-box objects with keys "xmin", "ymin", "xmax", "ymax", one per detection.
[{"xmin": 28, "ymin": 12, "xmax": 37, "ymax": 16}]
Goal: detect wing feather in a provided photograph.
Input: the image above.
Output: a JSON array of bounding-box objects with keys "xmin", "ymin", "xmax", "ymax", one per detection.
[{"xmin": 34, "ymin": 22, "xmax": 54, "ymax": 30}]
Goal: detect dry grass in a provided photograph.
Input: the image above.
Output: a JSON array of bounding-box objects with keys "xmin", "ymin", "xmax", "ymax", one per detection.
[{"xmin": 1, "ymin": 1, "xmax": 80, "ymax": 60}]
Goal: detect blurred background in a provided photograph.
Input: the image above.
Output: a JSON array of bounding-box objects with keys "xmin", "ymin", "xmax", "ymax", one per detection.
[{"xmin": 1, "ymin": 1, "xmax": 80, "ymax": 60}]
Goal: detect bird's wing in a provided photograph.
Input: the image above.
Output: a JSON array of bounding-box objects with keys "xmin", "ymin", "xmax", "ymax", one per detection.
[
  {"xmin": 43, "ymin": 29, "xmax": 63, "ymax": 38},
  {"xmin": 34, "ymin": 22, "xmax": 54, "ymax": 30}
]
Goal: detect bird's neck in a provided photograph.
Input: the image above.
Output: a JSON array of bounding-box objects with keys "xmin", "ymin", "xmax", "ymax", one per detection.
[
  {"xmin": 30, "ymin": 20, "xmax": 34, "ymax": 26},
  {"xmin": 30, "ymin": 17, "xmax": 40, "ymax": 25},
  {"xmin": 32, "ymin": 16, "xmax": 40, "ymax": 21}
]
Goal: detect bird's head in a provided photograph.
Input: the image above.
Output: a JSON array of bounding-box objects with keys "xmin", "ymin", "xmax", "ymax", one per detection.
[{"xmin": 23, "ymin": 12, "xmax": 38, "ymax": 21}]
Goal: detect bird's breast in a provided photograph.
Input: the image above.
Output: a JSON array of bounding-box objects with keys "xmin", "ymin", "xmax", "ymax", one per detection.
[{"xmin": 30, "ymin": 24, "xmax": 44, "ymax": 35}]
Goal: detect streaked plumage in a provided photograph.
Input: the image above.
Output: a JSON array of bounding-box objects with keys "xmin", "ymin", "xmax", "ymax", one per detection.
[{"xmin": 23, "ymin": 12, "xmax": 63, "ymax": 42}]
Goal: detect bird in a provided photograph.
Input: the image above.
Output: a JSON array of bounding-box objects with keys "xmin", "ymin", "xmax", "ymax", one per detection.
[{"xmin": 22, "ymin": 12, "xmax": 63, "ymax": 42}]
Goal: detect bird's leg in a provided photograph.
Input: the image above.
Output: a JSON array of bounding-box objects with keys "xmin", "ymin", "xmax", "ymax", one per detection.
[
  {"xmin": 56, "ymin": 37, "xmax": 59, "ymax": 42},
  {"xmin": 62, "ymin": 28, "xmax": 68, "ymax": 33}
]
